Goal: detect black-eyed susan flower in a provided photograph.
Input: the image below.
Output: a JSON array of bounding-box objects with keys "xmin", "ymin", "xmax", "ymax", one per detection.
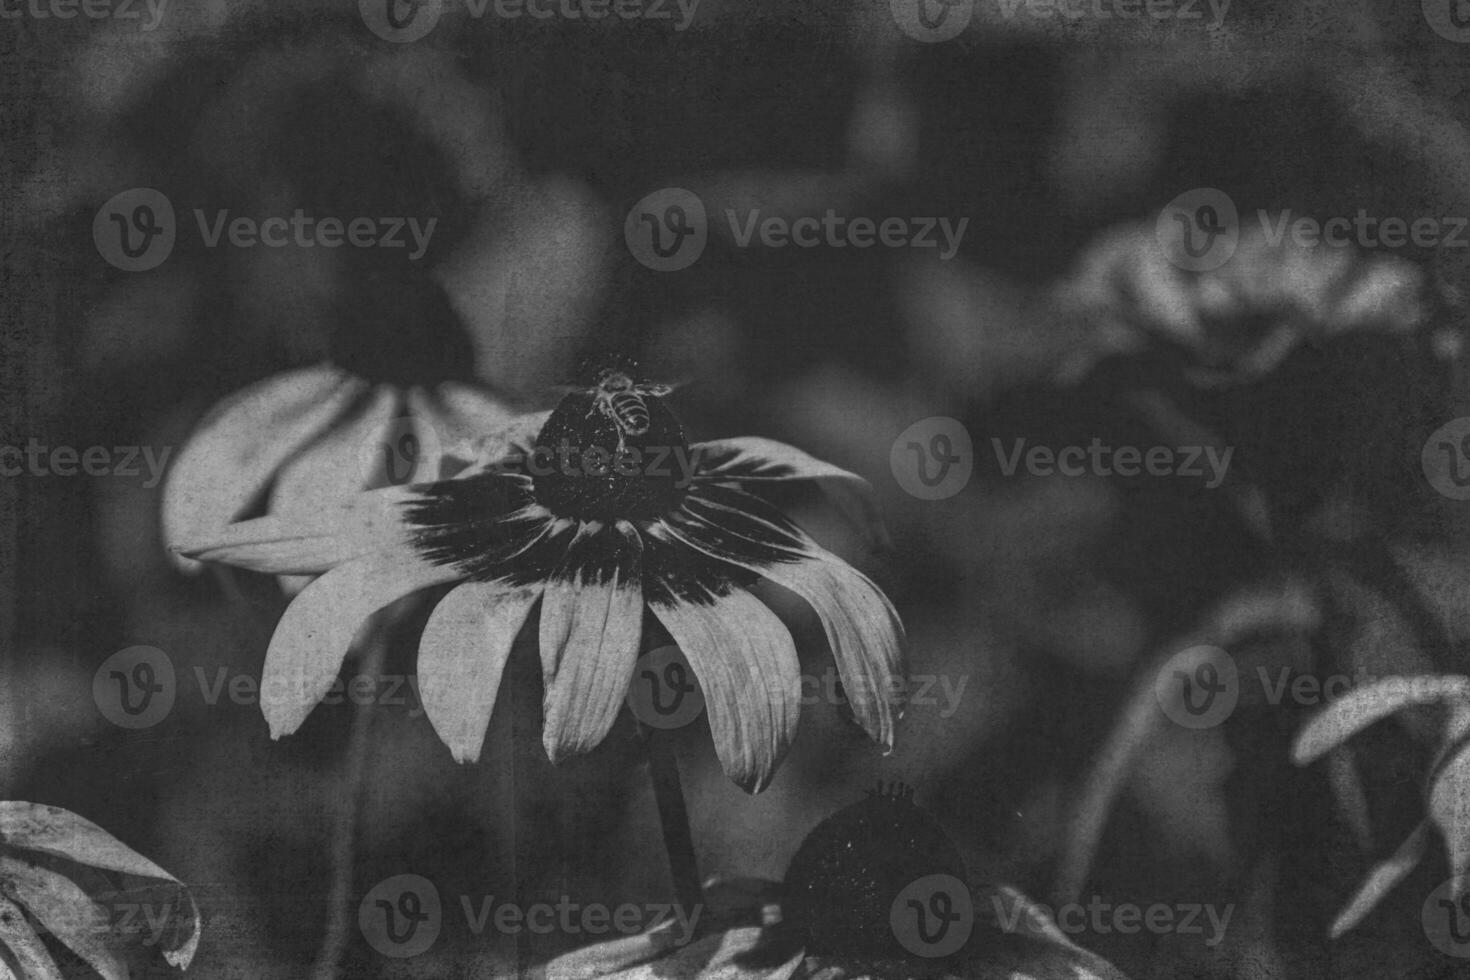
[
  {"xmin": 170, "ymin": 364, "xmax": 904, "ymax": 792},
  {"xmin": 0, "ymin": 802, "xmax": 200, "ymax": 979}
]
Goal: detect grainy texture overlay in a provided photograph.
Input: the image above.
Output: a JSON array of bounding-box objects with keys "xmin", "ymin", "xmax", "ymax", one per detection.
[{"xmin": 6, "ymin": 2, "xmax": 1470, "ymax": 979}]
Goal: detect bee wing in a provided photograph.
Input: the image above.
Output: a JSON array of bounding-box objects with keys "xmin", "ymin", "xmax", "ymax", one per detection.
[{"xmin": 636, "ymin": 378, "xmax": 689, "ymax": 397}]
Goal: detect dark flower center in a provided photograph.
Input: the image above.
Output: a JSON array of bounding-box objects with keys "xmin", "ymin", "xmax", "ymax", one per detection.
[{"xmin": 530, "ymin": 391, "xmax": 693, "ymax": 522}]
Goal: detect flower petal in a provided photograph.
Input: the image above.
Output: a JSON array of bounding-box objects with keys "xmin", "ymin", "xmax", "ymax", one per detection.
[
  {"xmin": 418, "ymin": 580, "xmax": 541, "ymax": 763},
  {"xmin": 0, "ymin": 894, "xmax": 62, "ymax": 980},
  {"xmin": 410, "ymin": 382, "xmax": 524, "ymax": 477},
  {"xmin": 645, "ymin": 533, "xmax": 800, "ymax": 793},
  {"xmin": 162, "ymin": 365, "xmax": 367, "ymax": 572},
  {"xmin": 405, "ymin": 475, "xmax": 568, "ymax": 583},
  {"xmin": 539, "ymin": 522, "xmax": 644, "ymax": 763},
  {"xmin": 176, "ymin": 470, "xmax": 547, "ymax": 577},
  {"xmin": 0, "ymin": 856, "xmax": 125, "ymax": 980},
  {"xmin": 691, "ymin": 436, "xmax": 889, "ymax": 548},
  {"xmin": 172, "ymin": 485, "xmax": 424, "ymax": 574},
  {"xmin": 261, "ymin": 553, "xmax": 462, "ymax": 738},
  {"xmin": 453, "ymin": 409, "xmax": 554, "ymax": 476},
  {"xmin": 268, "ymin": 385, "xmax": 403, "ymax": 592},
  {"xmin": 0, "ymin": 803, "xmax": 200, "ymax": 969},
  {"xmin": 670, "ymin": 486, "xmax": 905, "ymax": 751},
  {"xmin": 270, "ymin": 385, "xmax": 401, "ymax": 510}
]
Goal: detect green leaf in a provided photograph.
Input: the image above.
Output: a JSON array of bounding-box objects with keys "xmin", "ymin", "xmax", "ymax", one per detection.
[
  {"xmin": 0, "ymin": 894, "xmax": 63, "ymax": 980},
  {"xmin": 1292, "ymin": 676, "xmax": 1470, "ymax": 765},
  {"xmin": 1329, "ymin": 822, "xmax": 1430, "ymax": 938},
  {"xmin": 0, "ymin": 857, "xmax": 127, "ymax": 980},
  {"xmin": 0, "ymin": 803, "xmax": 199, "ymax": 969}
]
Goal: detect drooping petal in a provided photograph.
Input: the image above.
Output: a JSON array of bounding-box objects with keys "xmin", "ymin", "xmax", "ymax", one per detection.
[
  {"xmin": 162, "ymin": 365, "xmax": 367, "ymax": 571},
  {"xmin": 418, "ymin": 580, "xmax": 542, "ymax": 763},
  {"xmin": 177, "ymin": 469, "xmax": 547, "ymax": 577},
  {"xmin": 173, "ymin": 485, "xmax": 424, "ymax": 574},
  {"xmin": 644, "ymin": 528, "xmax": 800, "ymax": 792},
  {"xmin": 668, "ymin": 486, "xmax": 905, "ymax": 751},
  {"xmin": 538, "ymin": 522, "xmax": 644, "ymax": 763},
  {"xmin": 260, "ymin": 553, "xmax": 462, "ymax": 738},
  {"xmin": 270, "ymin": 385, "xmax": 402, "ymax": 509},
  {"xmin": 267, "ymin": 385, "xmax": 403, "ymax": 592},
  {"xmin": 690, "ymin": 436, "xmax": 889, "ymax": 547}
]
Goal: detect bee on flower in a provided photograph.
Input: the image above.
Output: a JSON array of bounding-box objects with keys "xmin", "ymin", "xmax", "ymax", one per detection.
[{"xmin": 168, "ymin": 357, "xmax": 905, "ymax": 792}]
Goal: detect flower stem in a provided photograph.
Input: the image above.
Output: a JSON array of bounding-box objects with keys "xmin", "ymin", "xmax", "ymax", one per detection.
[
  {"xmin": 310, "ymin": 628, "xmax": 390, "ymax": 980},
  {"xmin": 638, "ymin": 723, "xmax": 705, "ymax": 930}
]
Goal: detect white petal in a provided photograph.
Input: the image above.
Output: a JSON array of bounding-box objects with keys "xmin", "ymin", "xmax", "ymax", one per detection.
[
  {"xmin": 266, "ymin": 385, "xmax": 402, "ymax": 592},
  {"xmin": 261, "ymin": 553, "xmax": 461, "ymax": 738},
  {"xmin": 691, "ymin": 436, "xmax": 889, "ymax": 547},
  {"xmin": 270, "ymin": 385, "xmax": 401, "ymax": 511},
  {"xmin": 454, "ymin": 409, "xmax": 554, "ymax": 476},
  {"xmin": 650, "ymin": 588, "xmax": 799, "ymax": 793},
  {"xmin": 538, "ymin": 525, "xmax": 644, "ymax": 763},
  {"xmin": 418, "ymin": 581, "xmax": 541, "ymax": 763},
  {"xmin": 411, "ymin": 382, "xmax": 523, "ymax": 478},
  {"xmin": 0, "ymin": 894, "xmax": 62, "ymax": 980},
  {"xmin": 757, "ymin": 556, "xmax": 903, "ymax": 751},
  {"xmin": 668, "ymin": 489, "xmax": 906, "ymax": 749},
  {"xmin": 172, "ymin": 485, "xmax": 421, "ymax": 574},
  {"xmin": 0, "ymin": 856, "xmax": 125, "ymax": 980},
  {"xmin": 162, "ymin": 365, "xmax": 366, "ymax": 572}
]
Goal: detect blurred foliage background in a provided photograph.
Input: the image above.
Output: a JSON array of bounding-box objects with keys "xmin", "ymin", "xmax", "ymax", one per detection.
[{"xmin": 7, "ymin": 0, "xmax": 1470, "ymax": 977}]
